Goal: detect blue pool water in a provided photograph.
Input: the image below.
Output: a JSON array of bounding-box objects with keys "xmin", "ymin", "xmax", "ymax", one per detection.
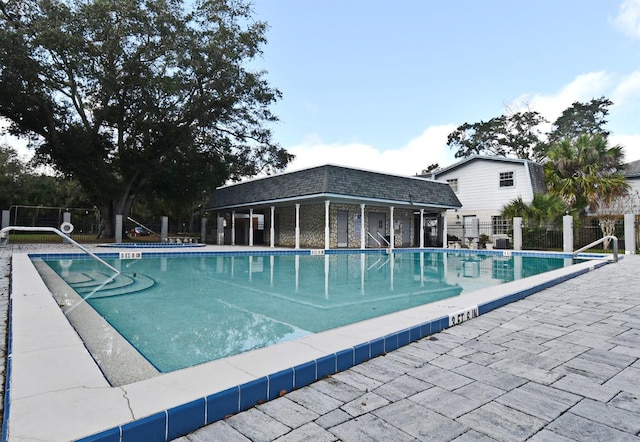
[{"xmin": 41, "ymin": 251, "xmax": 577, "ymax": 372}]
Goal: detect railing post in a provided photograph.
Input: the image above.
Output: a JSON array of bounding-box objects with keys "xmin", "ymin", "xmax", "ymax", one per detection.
[
  {"xmin": 161, "ymin": 216, "xmax": 169, "ymax": 242},
  {"xmin": 624, "ymin": 213, "xmax": 636, "ymax": 254},
  {"xmin": 1, "ymin": 210, "xmax": 9, "ymax": 230},
  {"xmin": 563, "ymin": 215, "xmax": 573, "ymax": 253},
  {"xmin": 63, "ymin": 212, "xmax": 71, "ymax": 244},
  {"xmin": 513, "ymin": 217, "xmax": 523, "ymax": 251},
  {"xmin": 200, "ymin": 217, "xmax": 207, "ymax": 244},
  {"xmin": 115, "ymin": 215, "xmax": 123, "ymax": 243}
]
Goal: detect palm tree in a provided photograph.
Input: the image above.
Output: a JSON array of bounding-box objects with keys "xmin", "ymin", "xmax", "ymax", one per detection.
[
  {"xmin": 544, "ymin": 134, "xmax": 628, "ymax": 215},
  {"xmin": 502, "ymin": 194, "xmax": 567, "ymax": 227}
]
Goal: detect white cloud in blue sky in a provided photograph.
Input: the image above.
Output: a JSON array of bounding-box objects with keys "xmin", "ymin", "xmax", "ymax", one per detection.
[
  {"xmin": 251, "ymin": 0, "xmax": 640, "ymax": 176},
  {"xmin": 613, "ymin": 0, "xmax": 640, "ymax": 38}
]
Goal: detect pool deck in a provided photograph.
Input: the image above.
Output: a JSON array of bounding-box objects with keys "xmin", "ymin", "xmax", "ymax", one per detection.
[
  {"xmin": 2, "ymin": 244, "xmax": 639, "ymax": 441},
  {"xmin": 174, "ymin": 253, "xmax": 640, "ymax": 442}
]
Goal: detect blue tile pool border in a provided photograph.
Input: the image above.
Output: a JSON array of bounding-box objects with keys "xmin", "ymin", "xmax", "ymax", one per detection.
[
  {"xmin": 11, "ymin": 248, "xmax": 612, "ymax": 442},
  {"xmin": 27, "ymin": 246, "xmax": 611, "ymax": 262}
]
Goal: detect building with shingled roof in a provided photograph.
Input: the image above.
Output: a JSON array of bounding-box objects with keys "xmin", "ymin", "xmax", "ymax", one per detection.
[{"xmin": 205, "ymin": 164, "xmax": 461, "ymax": 249}]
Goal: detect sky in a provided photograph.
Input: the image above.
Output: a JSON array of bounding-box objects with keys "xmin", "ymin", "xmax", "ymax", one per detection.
[
  {"xmin": 250, "ymin": 0, "xmax": 640, "ymax": 176},
  {"xmin": 2, "ymin": 0, "xmax": 639, "ymax": 178}
]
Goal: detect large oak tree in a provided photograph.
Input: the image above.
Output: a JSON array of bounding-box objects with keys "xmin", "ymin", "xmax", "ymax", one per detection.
[
  {"xmin": 0, "ymin": 0, "xmax": 293, "ymax": 237},
  {"xmin": 446, "ymin": 97, "xmax": 614, "ymax": 162}
]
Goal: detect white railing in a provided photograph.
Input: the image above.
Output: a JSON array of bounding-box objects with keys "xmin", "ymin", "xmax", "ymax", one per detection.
[
  {"xmin": 0, "ymin": 226, "xmax": 120, "ymax": 273},
  {"xmin": 573, "ymin": 235, "xmax": 619, "ymax": 263},
  {"xmin": 366, "ymin": 231, "xmax": 381, "ymax": 248},
  {"xmin": 377, "ymin": 232, "xmax": 390, "ymax": 248}
]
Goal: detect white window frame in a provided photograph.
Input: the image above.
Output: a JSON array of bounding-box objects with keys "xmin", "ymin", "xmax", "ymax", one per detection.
[{"xmin": 499, "ymin": 171, "xmax": 514, "ymax": 188}]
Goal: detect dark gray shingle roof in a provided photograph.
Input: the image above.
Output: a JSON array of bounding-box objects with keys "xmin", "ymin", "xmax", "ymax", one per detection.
[
  {"xmin": 626, "ymin": 160, "xmax": 640, "ymax": 178},
  {"xmin": 206, "ymin": 164, "xmax": 461, "ymax": 210},
  {"xmin": 527, "ymin": 162, "xmax": 547, "ymax": 195}
]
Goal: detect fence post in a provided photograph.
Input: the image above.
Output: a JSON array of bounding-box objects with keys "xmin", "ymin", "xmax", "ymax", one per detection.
[
  {"xmin": 624, "ymin": 213, "xmax": 636, "ymax": 254},
  {"xmin": 1, "ymin": 210, "xmax": 9, "ymax": 229},
  {"xmin": 115, "ymin": 215, "xmax": 123, "ymax": 243},
  {"xmin": 161, "ymin": 216, "xmax": 168, "ymax": 242},
  {"xmin": 563, "ymin": 215, "xmax": 573, "ymax": 253},
  {"xmin": 200, "ymin": 217, "xmax": 207, "ymax": 244},
  {"xmin": 513, "ymin": 217, "xmax": 523, "ymax": 251},
  {"xmin": 62, "ymin": 212, "xmax": 71, "ymax": 244}
]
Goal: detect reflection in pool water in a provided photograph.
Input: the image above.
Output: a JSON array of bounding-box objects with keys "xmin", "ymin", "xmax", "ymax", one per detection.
[{"xmin": 41, "ymin": 251, "xmax": 574, "ymax": 372}]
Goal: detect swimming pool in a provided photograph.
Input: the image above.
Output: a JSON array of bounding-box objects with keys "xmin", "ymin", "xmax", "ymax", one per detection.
[
  {"xmin": 7, "ymin": 247, "xmax": 609, "ymax": 441},
  {"xmin": 40, "ymin": 250, "xmax": 577, "ymax": 373}
]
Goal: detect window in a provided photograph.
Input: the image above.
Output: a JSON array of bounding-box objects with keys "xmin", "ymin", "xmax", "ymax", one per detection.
[
  {"xmin": 492, "ymin": 216, "xmax": 509, "ymax": 234},
  {"xmin": 447, "ymin": 178, "xmax": 458, "ymax": 192},
  {"xmin": 499, "ymin": 171, "xmax": 514, "ymax": 187}
]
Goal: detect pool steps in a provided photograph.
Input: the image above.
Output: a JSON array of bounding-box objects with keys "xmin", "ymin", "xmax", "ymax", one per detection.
[{"xmin": 67, "ymin": 271, "xmax": 156, "ymax": 299}]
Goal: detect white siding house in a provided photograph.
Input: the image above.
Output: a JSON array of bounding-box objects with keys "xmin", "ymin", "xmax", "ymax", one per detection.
[
  {"xmin": 625, "ymin": 159, "xmax": 640, "ymax": 214},
  {"xmin": 420, "ymin": 156, "xmax": 546, "ymax": 244}
]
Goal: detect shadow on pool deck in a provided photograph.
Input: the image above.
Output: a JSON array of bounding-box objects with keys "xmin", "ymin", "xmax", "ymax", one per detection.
[{"xmin": 174, "ymin": 254, "xmax": 640, "ymax": 442}]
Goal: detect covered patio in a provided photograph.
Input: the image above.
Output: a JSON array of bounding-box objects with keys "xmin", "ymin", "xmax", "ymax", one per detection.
[{"xmin": 205, "ymin": 165, "xmax": 461, "ymax": 249}]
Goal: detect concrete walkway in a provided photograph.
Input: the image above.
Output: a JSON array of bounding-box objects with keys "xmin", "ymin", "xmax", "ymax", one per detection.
[{"xmin": 175, "ymin": 255, "xmax": 640, "ymax": 442}]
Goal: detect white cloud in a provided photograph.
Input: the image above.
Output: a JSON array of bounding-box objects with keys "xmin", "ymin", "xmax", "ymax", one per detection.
[
  {"xmin": 612, "ymin": 70, "xmax": 640, "ymax": 109},
  {"xmin": 613, "ymin": 0, "xmax": 640, "ymax": 39},
  {"xmin": 285, "ymin": 124, "xmax": 458, "ymax": 176},
  {"xmin": 612, "ymin": 134, "xmax": 640, "ymax": 162},
  {"xmin": 514, "ymin": 71, "xmax": 611, "ymax": 123},
  {"xmin": 285, "ymin": 69, "xmax": 640, "ymax": 175}
]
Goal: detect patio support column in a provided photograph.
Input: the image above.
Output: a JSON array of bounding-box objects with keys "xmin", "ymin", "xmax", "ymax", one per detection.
[
  {"xmin": 295, "ymin": 204, "xmax": 300, "ymax": 249},
  {"xmin": 360, "ymin": 204, "xmax": 366, "ymax": 249},
  {"xmin": 420, "ymin": 209, "xmax": 425, "ymax": 248},
  {"xmin": 442, "ymin": 212, "xmax": 447, "ymax": 248},
  {"xmin": 270, "ymin": 206, "xmax": 275, "ymax": 248},
  {"xmin": 389, "ymin": 206, "xmax": 394, "ymax": 250},
  {"xmin": 231, "ymin": 211, "xmax": 236, "ymax": 246},
  {"xmin": 324, "ymin": 200, "xmax": 330, "ymax": 249},
  {"xmin": 249, "ymin": 208, "xmax": 254, "ymax": 246}
]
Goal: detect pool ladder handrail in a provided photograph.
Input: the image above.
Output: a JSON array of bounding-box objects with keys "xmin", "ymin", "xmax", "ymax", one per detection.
[
  {"xmin": 0, "ymin": 226, "xmax": 120, "ymax": 274},
  {"xmin": 573, "ymin": 235, "xmax": 618, "ymax": 263},
  {"xmin": 366, "ymin": 231, "xmax": 381, "ymax": 248},
  {"xmin": 377, "ymin": 232, "xmax": 390, "ymax": 248}
]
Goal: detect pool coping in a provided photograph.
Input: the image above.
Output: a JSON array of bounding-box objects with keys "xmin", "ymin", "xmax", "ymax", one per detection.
[{"xmin": 3, "ymin": 248, "xmax": 613, "ymax": 441}]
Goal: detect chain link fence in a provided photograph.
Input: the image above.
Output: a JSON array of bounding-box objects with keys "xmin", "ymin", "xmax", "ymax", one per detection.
[{"xmin": 5, "ymin": 205, "xmax": 103, "ymax": 243}]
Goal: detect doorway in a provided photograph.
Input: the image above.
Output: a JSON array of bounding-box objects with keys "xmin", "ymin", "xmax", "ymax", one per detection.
[
  {"xmin": 337, "ymin": 210, "xmax": 348, "ymax": 247},
  {"xmin": 368, "ymin": 212, "xmax": 386, "ymax": 247}
]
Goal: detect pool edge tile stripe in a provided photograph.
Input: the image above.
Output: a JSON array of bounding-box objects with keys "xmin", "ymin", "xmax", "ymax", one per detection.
[
  {"xmin": 267, "ymin": 369, "xmax": 294, "ymax": 401},
  {"xmin": 316, "ymin": 354, "xmax": 337, "ymax": 379},
  {"xmin": 238, "ymin": 377, "xmax": 269, "ymax": 410},
  {"xmin": 205, "ymin": 386, "xmax": 239, "ymax": 424},
  {"xmin": 166, "ymin": 398, "xmax": 206, "ymax": 441},
  {"xmin": 120, "ymin": 412, "xmax": 166, "ymax": 442}
]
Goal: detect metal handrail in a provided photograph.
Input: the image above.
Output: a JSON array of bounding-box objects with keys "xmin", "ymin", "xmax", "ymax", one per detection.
[
  {"xmin": 0, "ymin": 226, "xmax": 120, "ymax": 273},
  {"xmin": 366, "ymin": 231, "xmax": 381, "ymax": 248},
  {"xmin": 573, "ymin": 235, "xmax": 618, "ymax": 263},
  {"xmin": 377, "ymin": 232, "xmax": 390, "ymax": 247},
  {"xmin": 126, "ymin": 216, "xmax": 160, "ymax": 237}
]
